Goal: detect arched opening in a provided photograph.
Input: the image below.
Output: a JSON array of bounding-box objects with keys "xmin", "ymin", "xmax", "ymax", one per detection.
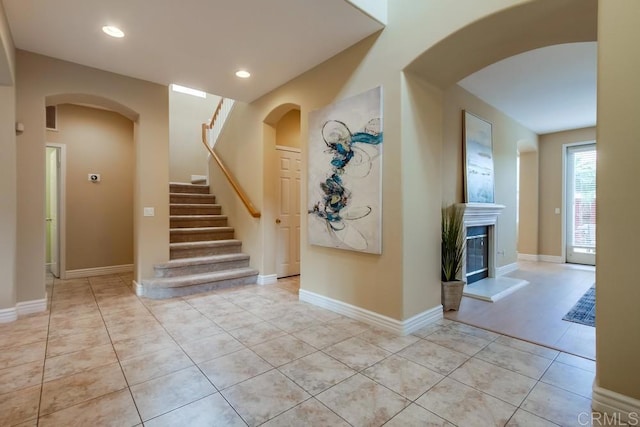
[
  {"xmin": 404, "ymin": 0, "xmax": 597, "ymax": 358},
  {"xmin": 44, "ymin": 94, "xmax": 137, "ymax": 280},
  {"xmin": 263, "ymin": 104, "xmax": 302, "ymax": 281}
]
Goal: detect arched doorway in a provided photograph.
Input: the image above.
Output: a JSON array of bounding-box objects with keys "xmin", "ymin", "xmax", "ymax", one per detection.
[
  {"xmin": 403, "ymin": 0, "xmax": 597, "ymax": 358},
  {"xmin": 263, "ymin": 104, "xmax": 302, "ymax": 279},
  {"xmin": 44, "ymin": 94, "xmax": 138, "ymax": 279}
]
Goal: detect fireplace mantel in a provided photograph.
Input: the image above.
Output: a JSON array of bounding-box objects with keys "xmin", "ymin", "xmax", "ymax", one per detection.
[
  {"xmin": 456, "ymin": 203, "xmax": 505, "ymax": 227},
  {"xmin": 454, "ymin": 203, "xmax": 528, "ymax": 302}
]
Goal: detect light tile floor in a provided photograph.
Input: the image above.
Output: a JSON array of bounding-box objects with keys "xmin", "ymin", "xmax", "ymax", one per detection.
[
  {"xmin": 446, "ymin": 261, "xmax": 596, "ymax": 360},
  {"xmin": 0, "ymin": 273, "xmax": 598, "ymax": 426}
]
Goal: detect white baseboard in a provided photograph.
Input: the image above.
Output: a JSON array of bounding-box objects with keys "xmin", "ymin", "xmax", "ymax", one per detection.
[
  {"xmin": 0, "ymin": 307, "xmax": 17, "ymax": 323},
  {"xmin": 298, "ymin": 289, "xmax": 442, "ymax": 335},
  {"xmin": 517, "ymin": 253, "xmax": 539, "ymax": 262},
  {"xmin": 0, "ymin": 294, "xmax": 48, "ymax": 323},
  {"xmin": 132, "ymin": 280, "xmax": 143, "ymax": 296},
  {"xmin": 539, "ymin": 255, "xmax": 563, "ymax": 263},
  {"xmin": 517, "ymin": 253, "xmax": 564, "ymax": 264},
  {"xmin": 66, "ymin": 264, "xmax": 134, "ymax": 279},
  {"xmin": 592, "ymin": 385, "xmax": 640, "ymax": 424},
  {"xmin": 257, "ymin": 274, "xmax": 278, "ymax": 285},
  {"xmin": 17, "ymin": 295, "xmax": 47, "ymax": 316},
  {"xmin": 496, "ymin": 262, "xmax": 519, "ymax": 276}
]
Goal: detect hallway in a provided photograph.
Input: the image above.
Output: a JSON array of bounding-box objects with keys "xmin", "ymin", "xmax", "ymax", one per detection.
[{"xmin": 446, "ymin": 261, "xmax": 596, "ymax": 359}]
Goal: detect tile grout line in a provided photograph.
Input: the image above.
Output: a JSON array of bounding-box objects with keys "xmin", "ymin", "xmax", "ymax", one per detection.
[
  {"xmin": 35, "ymin": 275, "xmax": 57, "ymax": 427},
  {"xmin": 88, "ymin": 275, "xmax": 144, "ymax": 426}
]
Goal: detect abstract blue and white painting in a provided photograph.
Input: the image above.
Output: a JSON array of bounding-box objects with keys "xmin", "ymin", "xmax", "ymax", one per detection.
[
  {"xmin": 463, "ymin": 111, "xmax": 495, "ymax": 203},
  {"xmin": 308, "ymin": 86, "xmax": 383, "ymax": 254}
]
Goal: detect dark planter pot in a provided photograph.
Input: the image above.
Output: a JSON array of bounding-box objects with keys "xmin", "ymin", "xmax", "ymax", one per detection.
[{"xmin": 441, "ymin": 280, "xmax": 465, "ymax": 311}]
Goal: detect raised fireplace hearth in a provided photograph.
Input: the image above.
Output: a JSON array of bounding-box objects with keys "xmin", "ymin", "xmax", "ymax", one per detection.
[{"xmin": 456, "ymin": 203, "xmax": 528, "ymax": 302}]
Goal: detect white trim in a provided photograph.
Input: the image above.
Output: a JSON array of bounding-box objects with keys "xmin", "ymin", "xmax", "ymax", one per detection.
[
  {"xmin": 16, "ymin": 295, "xmax": 47, "ymax": 316},
  {"xmin": 257, "ymin": 274, "xmax": 278, "ymax": 285},
  {"xmin": 66, "ymin": 264, "xmax": 133, "ymax": 279},
  {"xmin": 539, "ymin": 255, "xmax": 563, "ymax": 263},
  {"xmin": 0, "ymin": 294, "xmax": 48, "ymax": 323},
  {"xmin": 299, "ymin": 289, "xmax": 442, "ymax": 335},
  {"xmin": 563, "ymin": 140, "xmax": 596, "ymax": 265},
  {"xmin": 592, "ymin": 385, "xmax": 640, "ymax": 424},
  {"xmin": 0, "ymin": 307, "xmax": 18, "ymax": 323},
  {"xmin": 496, "ymin": 262, "xmax": 519, "ymax": 276},
  {"xmin": 46, "ymin": 143, "xmax": 67, "ymax": 279},
  {"xmin": 457, "ymin": 203, "xmax": 505, "ymax": 280},
  {"xmin": 132, "ymin": 280, "xmax": 143, "ymax": 296},
  {"xmin": 275, "ymin": 145, "xmax": 302, "ymax": 153},
  {"xmin": 518, "ymin": 253, "xmax": 540, "ymax": 261}
]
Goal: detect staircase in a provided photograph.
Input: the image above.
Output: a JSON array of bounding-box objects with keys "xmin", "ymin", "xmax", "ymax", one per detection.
[{"xmin": 140, "ymin": 182, "xmax": 258, "ymax": 298}]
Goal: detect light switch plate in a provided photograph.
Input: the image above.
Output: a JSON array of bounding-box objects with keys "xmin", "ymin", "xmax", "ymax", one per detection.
[
  {"xmin": 555, "ymin": 208, "xmax": 560, "ymax": 214},
  {"xmin": 143, "ymin": 207, "xmax": 155, "ymax": 217}
]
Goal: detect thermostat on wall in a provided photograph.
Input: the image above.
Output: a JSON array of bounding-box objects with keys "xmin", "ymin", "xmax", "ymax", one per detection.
[{"xmin": 88, "ymin": 173, "xmax": 101, "ymax": 182}]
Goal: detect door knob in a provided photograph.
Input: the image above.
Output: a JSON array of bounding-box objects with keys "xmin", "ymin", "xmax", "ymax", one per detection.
[{"xmin": 275, "ymin": 218, "xmax": 281, "ymax": 224}]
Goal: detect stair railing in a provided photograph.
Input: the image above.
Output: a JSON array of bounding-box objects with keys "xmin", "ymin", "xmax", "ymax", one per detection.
[{"xmin": 202, "ymin": 98, "xmax": 261, "ymax": 218}]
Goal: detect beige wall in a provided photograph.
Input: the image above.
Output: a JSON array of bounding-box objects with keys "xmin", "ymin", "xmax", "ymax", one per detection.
[
  {"xmin": 0, "ymin": 84, "xmax": 16, "ymax": 310},
  {"xmin": 15, "ymin": 50, "xmax": 168, "ymax": 300},
  {"xmin": 169, "ymin": 90, "xmax": 220, "ymax": 183},
  {"xmin": 275, "ymin": 109, "xmax": 301, "ymax": 149},
  {"xmin": 212, "ymin": 0, "xmax": 544, "ymax": 320},
  {"xmin": 47, "ymin": 104, "xmax": 134, "ymax": 271},
  {"xmin": 538, "ymin": 127, "xmax": 595, "ymax": 257},
  {"xmin": 443, "ymin": 84, "xmax": 538, "ymax": 268},
  {"xmin": 518, "ymin": 150, "xmax": 539, "ymax": 255},
  {"xmin": 0, "ymin": 1, "xmax": 16, "ymax": 310},
  {"xmin": 596, "ymin": 0, "xmax": 640, "ymax": 402}
]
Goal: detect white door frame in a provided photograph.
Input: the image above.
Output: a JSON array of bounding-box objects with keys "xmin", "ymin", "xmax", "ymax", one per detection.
[
  {"xmin": 46, "ymin": 143, "xmax": 67, "ymax": 279},
  {"xmin": 562, "ymin": 140, "xmax": 596, "ymax": 265}
]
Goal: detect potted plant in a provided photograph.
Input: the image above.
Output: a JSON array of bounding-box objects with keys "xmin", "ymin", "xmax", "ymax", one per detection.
[{"xmin": 441, "ymin": 204, "xmax": 465, "ymax": 311}]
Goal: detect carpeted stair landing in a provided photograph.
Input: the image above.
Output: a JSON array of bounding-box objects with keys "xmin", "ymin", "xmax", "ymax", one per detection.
[{"xmin": 140, "ymin": 182, "xmax": 258, "ymax": 298}]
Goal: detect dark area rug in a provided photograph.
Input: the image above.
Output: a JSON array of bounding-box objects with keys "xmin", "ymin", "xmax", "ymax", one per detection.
[{"xmin": 562, "ymin": 285, "xmax": 595, "ymax": 327}]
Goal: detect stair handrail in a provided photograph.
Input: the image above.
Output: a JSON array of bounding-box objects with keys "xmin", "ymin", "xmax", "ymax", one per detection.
[
  {"xmin": 208, "ymin": 97, "xmax": 225, "ymax": 128},
  {"xmin": 202, "ymin": 100, "xmax": 261, "ymax": 218}
]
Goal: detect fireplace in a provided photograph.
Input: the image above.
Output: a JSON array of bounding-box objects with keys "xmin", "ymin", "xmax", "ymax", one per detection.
[
  {"xmin": 466, "ymin": 225, "xmax": 489, "ymax": 284},
  {"xmin": 456, "ymin": 203, "xmax": 528, "ymax": 302}
]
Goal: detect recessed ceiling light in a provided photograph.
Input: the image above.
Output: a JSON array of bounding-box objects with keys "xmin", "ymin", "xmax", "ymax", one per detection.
[
  {"xmin": 102, "ymin": 26, "xmax": 125, "ymax": 38},
  {"xmin": 235, "ymin": 70, "xmax": 251, "ymax": 79}
]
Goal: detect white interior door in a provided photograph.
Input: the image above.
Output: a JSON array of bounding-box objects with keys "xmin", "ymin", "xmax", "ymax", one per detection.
[
  {"xmin": 276, "ymin": 147, "xmax": 301, "ymax": 278},
  {"xmin": 566, "ymin": 143, "xmax": 596, "ymax": 265},
  {"xmin": 46, "ymin": 146, "xmax": 60, "ymax": 277}
]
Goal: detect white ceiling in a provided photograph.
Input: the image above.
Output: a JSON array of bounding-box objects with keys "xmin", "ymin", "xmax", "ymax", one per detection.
[
  {"xmin": 2, "ymin": 0, "xmax": 383, "ymax": 102},
  {"xmin": 458, "ymin": 42, "xmax": 597, "ymax": 135}
]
